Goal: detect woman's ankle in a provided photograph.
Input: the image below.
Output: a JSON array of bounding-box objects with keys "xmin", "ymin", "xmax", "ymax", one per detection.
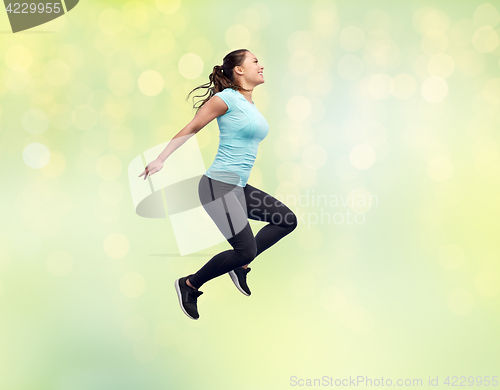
[{"xmin": 186, "ymin": 277, "xmax": 197, "ymax": 289}]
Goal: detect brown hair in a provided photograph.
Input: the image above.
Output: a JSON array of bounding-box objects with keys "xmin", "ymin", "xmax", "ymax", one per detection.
[{"xmin": 186, "ymin": 49, "xmax": 252, "ymax": 114}]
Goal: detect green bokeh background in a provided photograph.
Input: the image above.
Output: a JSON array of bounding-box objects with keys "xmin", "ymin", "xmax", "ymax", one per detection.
[{"xmin": 1, "ymin": 0, "xmax": 499, "ymax": 389}]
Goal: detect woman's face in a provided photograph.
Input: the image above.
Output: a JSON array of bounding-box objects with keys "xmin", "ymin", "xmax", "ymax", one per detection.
[{"xmin": 238, "ymin": 51, "xmax": 265, "ymax": 86}]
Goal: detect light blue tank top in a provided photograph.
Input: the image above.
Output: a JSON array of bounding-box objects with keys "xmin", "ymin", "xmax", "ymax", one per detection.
[{"xmin": 204, "ymin": 87, "xmax": 269, "ymax": 187}]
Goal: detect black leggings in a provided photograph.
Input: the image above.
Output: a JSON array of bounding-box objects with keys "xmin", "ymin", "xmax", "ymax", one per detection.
[{"xmin": 188, "ymin": 174, "xmax": 298, "ymax": 289}]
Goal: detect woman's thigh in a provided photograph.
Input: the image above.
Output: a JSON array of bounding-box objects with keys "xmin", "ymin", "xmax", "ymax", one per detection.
[
  {"xmin": 198, "ymin": 175, "xmax": 249, "ymax": 239},
  {"xmin": 244, "ymin": 183, "xmax": 296, "ymax": 226}
]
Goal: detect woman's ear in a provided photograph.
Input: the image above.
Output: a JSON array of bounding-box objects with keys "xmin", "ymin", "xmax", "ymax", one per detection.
[{"xmin": 234, "ymin": 66, "xmax": 243, "ymax": 76}]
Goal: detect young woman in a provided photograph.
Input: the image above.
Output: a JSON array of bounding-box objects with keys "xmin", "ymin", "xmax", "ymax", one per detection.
[{"xmin": 139, "ymin": 49, "xmax": 298, "ymax": 320}]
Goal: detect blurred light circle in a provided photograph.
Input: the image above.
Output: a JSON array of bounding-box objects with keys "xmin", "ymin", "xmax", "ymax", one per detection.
[
  {"xmin": 337, "ymin": 54, "xmax": 364, "ymax": 81},
  {"xmin": 0, "ymin": 246, "xmax": 12, "ymax": 272},
  {"xmin": 76, "ymin": 152, "xmax": 99, "ymax": 175},
  {"xmin": 447, "ymin": 289, "xmax": 474, "ymax": 315},
  {"xmin": 473, "ymin": 3, "xmax": 500, "ymax": 28},
  {"xmin": 72, "ymin": 105, "xmax": 98, "ymax": 131},
  {"xmin": 99, "ymin": 180, "xmax": 124, "ymax": 204},
  {"xmin": 5, "ymin": 44, "xmax": 32, "ymax": 71},
  {"xmin": 98, "ymin": 8, "xmax": 124, "ymax": 35},
  {"xmin": 349, "ymin": 144, "xmax": 376, "ymax": 170},
  {"xmin": 310, "ymin": 0, "xmax": 340, "ymax": 36},
  {"xmin": 456, "ymin": 49, "xmax": 486, "ymax": 77},
  {"xmin": 339, "ymin": 26, "xmax": 365, "ymax": 52},
  {"xmin": 108, "ymin": 126, "xmax": 134, "ymax": 150},
  {"xmin": 276, "ymin": 161, "xmax": 299, "ymax": 183},
  {"xmin": 49, "ymin": 103, "xmax": 72, "ymax": 130},
  {"xmin": 288, "ymin": 30, "xmax": 318, "ymax": 55},
  {"xmin": 149, "ymin": 28, "xmax": 175, "ymax": 55},
  {"xmin": 225, "ymin": 25, "xmax": 251, "ymax": 48},
  {"xmin": 57, "ymin": 44, "xmax": 84, "ymax": 69},
  {"xmin": 94, "ymin": 202, "xmax": 120, "ymax": 224},
  {"xmin": 413, "ymin": 8, "xmax": 451, "ymax": 34},
  {"xmin": 290, "ymin": 273, "xmax": 316, "ymax": 298},
  {"xmin": 306, "ymin": 97, "xmax": 326, "ymax": 123},
  {"xmin": 108, "ymin": 70, "xmax": 135, "ymax": 96},
  {"xmin": 340, "ymin": 306, "xmax": 375, "ymax": 334},
  {"xmin": 3, "ymin": 68, "xmax": 30, "ymax": 92},
  {"xmin": 474, "ymin": 270, "xmax": 500, "ymax": 297},
  {"xmin": 427, "ymin": 155, "xmax": 453, "ymax": 182},
  {"xmin": 81, "ymin": 130, "xmax": 107, "ymax": 156},
  {"xmin": 104, "ymin": 232, "xmax": 129, "ymax": 258},
  {"xmin": 434, "ymin": 181, "xmax": 461, "ymax": 208},
  {"xmin": 437, "ymin": 243, "xmax": 465, "ymax": 269},
  {"xmin": 392, "ymin": 73, "xmax": 417, "ymax": 100},
  {"xmin": 288, "ymin": 52, "xmax": 315, "ymax": 76},
  {"xmin": 302, "ymin": 144, "xmax": 328, "ymax": 169},
  {"xmin": 154, "ymin": 321, "xmax": 178, "ymax": 347},
  {"xmin": 427, "ymin": 53, "xmax": 455, "ymax": 78},
  {"xmin": 46, "ymin": 250, "xmax": 73, "ymax": 276},
  {"xmin": 335, "ymin": 155, "xmax": 359, "ymax": 180},
  {"xmin": 471, "ymin": 91, "xmax": 497, "ymax": 117},
  {"xmin": 123, "ymin": 316, "xmax": 149, "ymax": 341},
  {"xmin": 472, "ymin": 26, "xmax": 499, "ymax": 53},
  {"xmin": 178, "ymin": 53, "xmax": 204, "ymax": 80},
  {"xmin": 347, "ymin": 187, "xmax": 373, "ymax": 213},
  {"xmin": 175, "ymin": 330, "xmax": 201, "ymax": 356},
  {"xmin": 482, "ymin": 78, "xmax": 500, "ymax": 106},
  {"xmin": 155, "ymin": 0, "xmax": 181, "ymax": 14},
  {"xmin": 471, "ymin": 136, "xmax": 498, "ymax": 164},
  {"xmin": 368, "ymin": 74, "xmax": 392, "ymax": 100},
  {"xmin": 23, "ymin": 142, "xmax": 50, "ymax": 169},
  {"xmin": 14, "ymin": 231, "xmax": 42, "ymax": 258},
  {"xmin": 134, "ymin": 337, "xmax": 159, "ymax": 362},
  {"xmin": 320, "ymin": 285, "xmax": 347, "ymax": 312},
  {"xmin": 295, "ymin": 166, "xmax": 318, "ymax": 188},
  {"xmin": 237, "ymin": 4, "xmax": 272, "ymax": 29},
  {"xmin": 96, "ymin": 155, "xmax": 122, "ymax": 180},
  {"xmin": 22, "ymin": 108, "xmax": 49, "ymax": 135},
  {"xmin": 297, "ymin": 226, "xmax": 322, "ymax": 251},
  {"xmin": 122, "ymin": 1, "xmax": 148, "ymax": 28},
  {"xmin": 421, "ymin": 76, "xmax": 448, "ymax": 102},
  {"xmin": 286, "ymin": 95, "xmax": 312, "ymax": 121},
  {"xmin": 421, "ymin": 30, "xmax": 448, "ymax": 55},
  {"xmin": 44, "ymin": 60, "xmax": 71, "ymax": 86},
  {"xmin": 307, "ymin": 70, "xmax": 334, "ymax": 97},
  {"xmin": 120, "ymin": 272, "xmax": 146, "ymax": 298},
  {"xmin": 138, "ymin": 70, "xmax": 164, "ymax": 96}
]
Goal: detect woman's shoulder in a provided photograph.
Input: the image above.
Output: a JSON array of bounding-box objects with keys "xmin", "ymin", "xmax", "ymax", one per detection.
[
  {"xmin": 216, "ymin": 87, "xmax": 237, "ymax": 95},
  {"xmin": 214, "ymin": 88, "xmax": 238, "ymax": 112}
]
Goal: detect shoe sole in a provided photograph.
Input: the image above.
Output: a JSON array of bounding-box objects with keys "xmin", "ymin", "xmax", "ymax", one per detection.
[
  {"xmin": 174, "ymin": 278, "xmax": 199, "ymax": 320},
  {"xmin": 228, "ymin": 270, "xmax": 250, "ymax": 296}
]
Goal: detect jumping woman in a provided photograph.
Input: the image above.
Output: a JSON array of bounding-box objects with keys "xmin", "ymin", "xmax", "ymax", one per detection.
[{"xmin": 139, "ymin": 49, "xmax": 298, "ymax": 320}]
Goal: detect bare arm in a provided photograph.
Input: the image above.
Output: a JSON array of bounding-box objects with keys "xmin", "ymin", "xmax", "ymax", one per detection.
[{"xmin": 138, "ymin": 94, "xmax": 229, "ymax": 179}]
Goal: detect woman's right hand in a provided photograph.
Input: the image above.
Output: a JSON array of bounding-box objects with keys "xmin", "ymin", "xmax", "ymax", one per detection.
[{"xmin": 138, "ymin": 158, "xmax": 164, "ymax": 180}]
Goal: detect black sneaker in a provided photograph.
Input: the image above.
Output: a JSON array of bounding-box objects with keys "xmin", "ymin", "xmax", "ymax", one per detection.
[
  {"xmin": 175, "ymin": 276, "xmax": 203, "ymax": 320},
  {"xmin": 228, "ymin": 266, "xmax": 251, "ymax": 296}
]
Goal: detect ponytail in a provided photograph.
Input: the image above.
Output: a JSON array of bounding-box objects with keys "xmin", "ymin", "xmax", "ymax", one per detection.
[{"xmin": 186, "ymin": 49, "xmax": 251, "ymax": 115}]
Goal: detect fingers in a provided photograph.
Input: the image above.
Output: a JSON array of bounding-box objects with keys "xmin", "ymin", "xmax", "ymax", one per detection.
[
  {"xmin": 138, "ymin": 164, "xmax": 159, "ymax": 180},
  {"xmin": 138, "ymin": 167, "xmax": 151, "ymax": 180}
]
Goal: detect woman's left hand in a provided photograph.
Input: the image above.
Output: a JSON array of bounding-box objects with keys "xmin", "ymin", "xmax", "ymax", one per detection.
[{"xmin": 138, "ymin": 158, "xmax": 164, "ymax": 180}]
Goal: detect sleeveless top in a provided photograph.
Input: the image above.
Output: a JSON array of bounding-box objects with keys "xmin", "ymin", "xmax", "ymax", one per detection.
[{"xmin": 204, "ymin": 87, "xmax": 269, "ymax": 187}]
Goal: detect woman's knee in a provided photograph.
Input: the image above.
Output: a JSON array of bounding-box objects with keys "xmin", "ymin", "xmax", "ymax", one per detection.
[
  {"xmin": 281, "ymin": 210, "xmax": 298, "ymax": 231},
  {"xmin": 236, "ymin": 240, "xmax": 257, "ymax": 263}
]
